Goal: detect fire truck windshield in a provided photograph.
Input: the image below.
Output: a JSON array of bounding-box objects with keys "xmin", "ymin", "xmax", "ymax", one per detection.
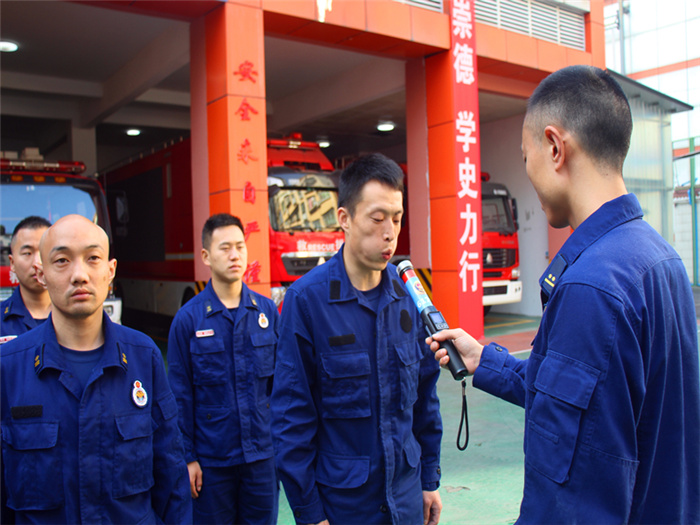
[
  {"xmin": 269, "ymin": 187, "xmax": 340, "ymax": 233},
  {"xmin": 482, "ymin": 195, "xmax": 516, "ymax": 235},
  {"xmin": 0, "ymin": 178, "xmax": 106, "ymax": 267}
]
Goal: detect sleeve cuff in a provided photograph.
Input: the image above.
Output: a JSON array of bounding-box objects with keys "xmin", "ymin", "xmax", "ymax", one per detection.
[{"xmin": 291, "ymin": 499, "xmax": 326, "ymax": 525}]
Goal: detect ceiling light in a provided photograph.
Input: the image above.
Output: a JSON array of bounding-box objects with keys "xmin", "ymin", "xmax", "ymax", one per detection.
[
  {"xmin": 0, "ymin": 41, "xmax": 19, "ymax": 53},
  {"xmin": 126, "ymin": 129, "xmax": 141, "ymax": 136},
  {"xmin": 317, "ymin": 137, "xmax": 330, "ymax": 148},
  {"xmin": 377, "ymin": 120, "xmax": 395, "ymax": 132}
]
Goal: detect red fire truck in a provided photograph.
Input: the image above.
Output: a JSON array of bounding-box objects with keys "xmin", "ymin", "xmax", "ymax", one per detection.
[
  {"xmin": 102, "ymin": 136, "xmax": 343, "ymax": 326},
  {"xmin": 0, "ymin": 148, "xmax": 122, "ymax": 323},
  {"xmin": 394, "ymin": 171, "xmax": 522, "ymax": 313},
  {"xmin": 480, "ymin": 174, "xmax": 522, "ymax": 311}
]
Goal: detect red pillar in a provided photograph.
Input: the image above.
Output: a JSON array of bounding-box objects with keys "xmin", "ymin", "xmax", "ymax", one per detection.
[
  {"xmin": 425, "ymin": 0, "xmax": 483, "ymax": 338},
  {"xmin": 203, "ymin": 2, "xmax": 271, "ymax": 295}
]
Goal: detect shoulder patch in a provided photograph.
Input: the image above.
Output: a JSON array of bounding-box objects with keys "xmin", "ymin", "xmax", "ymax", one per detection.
[
  {"xmin": 400, "ymin": 309, "xmax": 412, "ymax": 333},
  {"xmin": 330, "ymin": 280, "xmax": 341, "ymax": 300},
  {"xmin": 392, "ymin": 279, "xmax": 406, "ymax": 297}
]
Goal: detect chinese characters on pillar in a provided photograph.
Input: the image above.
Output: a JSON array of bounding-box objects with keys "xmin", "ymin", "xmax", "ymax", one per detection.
[
  {"xmin": 234, "ymin": 60, "xmax": 263, "ymax": 284},
  {"xmin": 451, "ymin": 0, "xmax": 482, "ymax": 296}
]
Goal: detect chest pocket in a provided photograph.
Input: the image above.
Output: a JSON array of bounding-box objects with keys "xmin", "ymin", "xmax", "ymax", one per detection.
[
  {"xmin": 251, "ymin": 330, "xmax": 276, "ymax": 378},
  {"xmin": 2, "ymin": 421, "xmax": 64, "ymax": 510},
  {"xmin": 320, "ymin": 351, "xmax": 371, "ymax": 419},
  {"xmin": 395, "ymin": 340, "xmax": 424, "ymax": 410},
  {"xmin": 190, "ymin": 336, "xmax": 227, "ymax": 386},
  {"xmin": 113, "ymin": 412, "xmax": 155, "ymax": 498},
  {"xmin": 526, "ymin": 351, "xmax": 599, "ymax": 484}
]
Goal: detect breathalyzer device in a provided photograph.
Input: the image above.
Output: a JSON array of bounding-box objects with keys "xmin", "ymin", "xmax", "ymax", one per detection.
[{"xmin": 396, "ymin": 260, "xmax": 469, "ymax": 380}]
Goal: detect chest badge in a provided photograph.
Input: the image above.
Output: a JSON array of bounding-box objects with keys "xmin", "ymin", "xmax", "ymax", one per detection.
[
  {"xmin": 132, "ymin": 380, "xmax": 148, "ymax": 408},
  {"xmin": 258, "ymin": 313, "xmax": 269, "ymax": 329},
  {"xmin": 196, "ymin": 329, "xmax": 215, "ymax": 338},
  {"xmin": 0, "ymin": 335, "xmax": 17, "ymax": 345}
]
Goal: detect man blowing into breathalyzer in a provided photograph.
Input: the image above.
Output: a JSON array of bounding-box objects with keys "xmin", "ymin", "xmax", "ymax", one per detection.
[
  {"xmin": 429, "ymin": 66, "xmax": 700, "ymax": 524},
  {"xmin": 271, "ymin": 153, "xmax": 443, "ymax": 525}
]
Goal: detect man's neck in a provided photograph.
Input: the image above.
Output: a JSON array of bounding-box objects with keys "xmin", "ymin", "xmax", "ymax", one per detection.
[
  {"xmin": 343, "ymin": 251, "xmax": 382, "ymax": 291},
  {"xmin": 52, "ymin": 310, "xmax": 105, "ymax": 351},
  {"xmin": 19, "ymin": 286, "xmax": 51, "ymax": 320},
  {"xmin": 211, "ymin": 278, "xmax": 243, "ymax": 309}
]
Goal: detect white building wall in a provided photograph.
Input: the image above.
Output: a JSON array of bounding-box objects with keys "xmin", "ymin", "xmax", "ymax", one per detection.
[
  {"xmin": 605, "ymin": 0, "xmax": 700, "ymax": 143},
  {"xmin": 480, "ymin": 112, "xmax": 549, "ymax": 317}
]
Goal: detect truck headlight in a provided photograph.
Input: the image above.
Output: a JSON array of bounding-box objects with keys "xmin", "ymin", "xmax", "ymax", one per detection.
[{"xmin": 511, "ymin": 267, "xmax": 520, "ymax": 279}]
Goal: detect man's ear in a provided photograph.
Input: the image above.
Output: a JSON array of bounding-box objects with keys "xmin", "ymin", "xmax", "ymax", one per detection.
[
  {"xmin": 108, "ymin": 258, "xmax": 117, "ymax": 283},
  {"xmin": 337, "ymin": 207, "xmax": 350, "ymax": 233},
  {"xmin": 35, "ymin": 262, "xmax": 46, "ymax": 287},
  {"xmin": 201, "ymin": 248, "xmax": 211, "ymax": 267},
  {"xmin": 544, "ymin": 125, "xmax": 566, "ymax": 170}
]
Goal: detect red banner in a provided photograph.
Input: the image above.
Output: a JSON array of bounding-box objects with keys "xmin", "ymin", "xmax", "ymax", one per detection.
[{"xmin": 451, "ymin": 0, "xmax": 483, "ymax": 329}]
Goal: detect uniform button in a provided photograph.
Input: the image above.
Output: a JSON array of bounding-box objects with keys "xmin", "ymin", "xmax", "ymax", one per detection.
[
  {"xmin": 380, "ymin": 504, "xmax": 388, "ymax": 513},
  {"xmin": 267, "ymin": 403, "xmax": 270, "ymax": 409},
  {"xmin": 206, "ymin": 413, "xmax": 212, "ymax": 420},
  {"xmin": 294, "ymin": 511, "xmax": 301, "ymax": 518},
  {"xmin": 436, "ymin": 467, "xmax": 441, "ymax": 475}
]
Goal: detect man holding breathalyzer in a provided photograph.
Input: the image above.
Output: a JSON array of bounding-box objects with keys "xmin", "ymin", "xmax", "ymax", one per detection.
[
  {"xmin": 271, "ymin": 153, "xmax": 443, "ymax": 525},
  {"xmin": 429, "ymin": 66, "xmax": 700, "ymax": 524}
]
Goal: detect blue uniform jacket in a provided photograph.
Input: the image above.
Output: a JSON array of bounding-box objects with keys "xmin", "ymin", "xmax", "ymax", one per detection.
[
  {"xmin": 167, "ymin": 281, "xmax": 279, "ymax": 467},
  {"xmin": 0, "ymin": 287, "xmax": 46, "ymax": 344},
  {"xmin": 271, "ymin": 248, "xmax": 442, "ymax": 525},
  {"xmin": 474, "ymin": 194, "xmax": 700, "ymax": 524},
  {"xmin": 0, "ymin": 312, "xmax": 192, "ymax": 524}
]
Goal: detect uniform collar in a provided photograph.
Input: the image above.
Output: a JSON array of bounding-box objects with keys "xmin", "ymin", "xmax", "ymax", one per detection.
[
  {"xmin": 326, "ymin": 245, "xmax": 405, "ymax": 306},
  {"xmin": 34, "ymin": 311, "xmax": 127, "ymax": 376},
  {"xmin": 539, "ymin": 193, "xmax": 643, "ymax": 306},
  {"xmin": 2, "ymin": 286, "xmax": 32, "ymax": 321},
  {"xmin": 201, "ymin": 279, "xmax": 259, "ymax": 318}
]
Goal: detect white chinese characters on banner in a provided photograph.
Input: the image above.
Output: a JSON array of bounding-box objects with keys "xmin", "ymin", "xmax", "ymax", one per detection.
[
  {"xmin": 452, "ymin": 0, "xmax": 482, "ymax": 302},
  {"xmin": 452, "ymin": 0, "xmax": 473, "ymax": 39},
  {"xmin": 456, "ymin": 111, "xmax": 477, "ymax": 153},
  {"xmin": 453, "ymin": 43, "xmax": 475, "ymax": 85},
  {"xmin": 459, "ymin": 251, "xmax": 480, "ymax": 293}
]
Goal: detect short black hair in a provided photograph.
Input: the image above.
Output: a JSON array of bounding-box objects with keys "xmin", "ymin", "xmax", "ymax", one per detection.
[
  {"xmin": 11, "ymin": 215, "xmax": 51, "ymax": 244},
  {"xmin": 202, "ymin": 213, "xmax": 244, "ymax": 249},
  {"xmin": 339, "ymin": 153, "xmax": 404, "ymax": 216},
  {"xmin": 526, "ymin": 65, "xmax": 632, "ymax": 172}
]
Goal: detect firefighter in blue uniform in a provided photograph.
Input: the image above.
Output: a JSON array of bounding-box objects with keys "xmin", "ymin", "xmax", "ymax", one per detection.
[
  {"xmin": 168, "ymin": 213, "xmax": 280, "ymax": 524},
  {"xmin": 271, "ymin": 154, "xmax": 443, "ymax": 525},
  {"xmin": 1, "ymin": 216, "xmax": 52, "ymax": 343},
  {"xmin": 1, "ymin": 214, "xmax": 191, "ymax": 524},
  {"xmin": 429, "ymin": 66, "xmax": 700, "ymax": 524}
]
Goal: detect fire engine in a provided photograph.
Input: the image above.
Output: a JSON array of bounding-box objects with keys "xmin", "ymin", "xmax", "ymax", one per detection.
[
  {"xmin": 0, "ymin": 148, "xmax": 122, "ymax": 323},
  {"xmin": 480, "ymin": 174, "xmax": 522, "ymax": 312},
  {"xmin": 395, "ymin": 171, "xmax": 522, "ymax": 313},
  {"xmin": 101, "ymin": 136, "xmax": 343, "ymax": 326}
]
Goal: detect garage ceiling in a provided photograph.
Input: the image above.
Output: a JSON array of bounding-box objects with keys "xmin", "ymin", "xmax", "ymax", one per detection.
[{"xmin": 0, "ymin": 0, "xmax": 527, "ymax": 171}]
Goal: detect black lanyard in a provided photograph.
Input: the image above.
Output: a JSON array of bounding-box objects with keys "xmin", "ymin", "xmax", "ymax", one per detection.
[{"xmin": 456, "ymin": 379, "xmax": 469, "ymax": 451}]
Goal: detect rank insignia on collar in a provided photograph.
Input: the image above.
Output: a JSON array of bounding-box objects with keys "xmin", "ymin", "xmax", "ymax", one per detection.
[
  {"xmin": 122, "ymin": 353, "xmax": 128, "ymax": 364},
  {"xmin": 34, "ymin": 354, "xmax": 40, "ymax": 368},
  {"xmin": 258, "ymin": 313, "xmax": 269, "ymax": 329},
  {"xmin": 132, "ymin": 380, "xmax": 148, "ymax": 408}
]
